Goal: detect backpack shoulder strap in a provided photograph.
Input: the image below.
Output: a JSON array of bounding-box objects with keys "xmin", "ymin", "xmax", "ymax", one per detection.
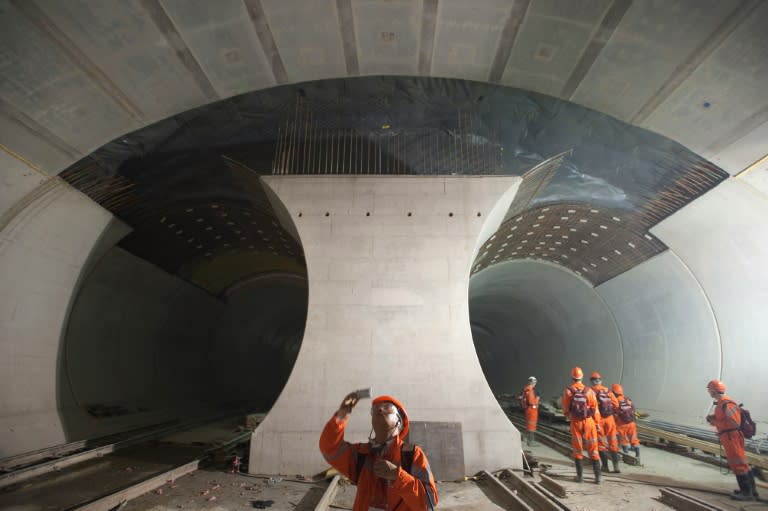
[{"xmin": 401, "ymin": 442, "xmax": 416, "ymax": 475}]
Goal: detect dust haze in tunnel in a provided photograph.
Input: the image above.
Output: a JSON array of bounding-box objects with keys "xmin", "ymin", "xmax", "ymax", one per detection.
[
  {"xmin": 469, "ymin": 259, "xmax": 622, "ymax": 408},
  {"xmin": 60, "ymin": 246, "xmax": 307, "ymax": 441}
]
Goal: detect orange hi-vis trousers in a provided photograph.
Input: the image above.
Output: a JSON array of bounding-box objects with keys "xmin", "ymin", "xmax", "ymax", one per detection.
[
  {"xmin": 616, "ymin": 421, "xmax": 639, "ymax": 448},
  {"xmin": 721, "ymin": 430, "xmax": 750, "ymax": 475},
  {"xmin": 525, "ymin": 407, "xmax": 538, "ymax": 432},
  {"xmin": 597, "ymin": 414, "xmax": 619, "ymax": 452},
  {"xmin": 570, "ymin": 417, "xmax": 600, "ymax": 461}
]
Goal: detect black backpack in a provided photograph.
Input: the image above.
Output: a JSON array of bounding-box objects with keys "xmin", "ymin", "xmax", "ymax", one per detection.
[
  {"xmin": 617, "ymin": 398, "xmax": 635, "ymax": 423},
  {"xmin": 596, "ymin": 388, "xmax": 615, "ymax": 416},
  {"xmin": 722, "ymin": 400, "xmax": 757, "ymax": 439},
  {"xmin": 569, "ymin": 386, "xmax": 591, "ymax": 419}
]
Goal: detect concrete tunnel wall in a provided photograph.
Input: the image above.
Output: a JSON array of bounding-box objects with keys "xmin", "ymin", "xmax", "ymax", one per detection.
[{"xmin": 468, "ymin": 177, "xmax": 768, "ymax": 431}]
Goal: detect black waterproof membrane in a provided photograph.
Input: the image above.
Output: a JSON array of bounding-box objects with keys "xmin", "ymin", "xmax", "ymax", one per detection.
[{"xmin": 61, "ymin": 76, "xmax": 728, "ymax": 291}]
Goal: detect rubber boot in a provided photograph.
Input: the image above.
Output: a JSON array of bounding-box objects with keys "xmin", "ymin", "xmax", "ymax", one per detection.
[
  {"xmin": 599, "ymin": 451, "xmax": 609, "ymax": 472},
  {"xmin": 632, "ymin": 446, "xmax": 640, "ymax": 462},
  {"xmin": 574, "ymin": 459, "xmax": 583, "ymax": 483},
  {"xmin": 621, "ymin": 445, "xmax": 629, "ymax": 454},
  {"xmin": 592, "ymin": 459, "xmax": 602, "ymax": 484},
  {"xmin": 731, "ymin": 474, "xmax": 754, "ymax": 501},
  {"xmin": 750, "ymin": 470, "xmax": 760, "ymax": 499},
  {"xmin": 526, "ymin": 431, "xmax": 532, "ymax": 447},
  {"xmin": 610, "ymin": 451, "xmax": 621, "ymax": 473},
  {"xmin": 529, "ymin": 431, "xmax": 537, "ymax": 446}
]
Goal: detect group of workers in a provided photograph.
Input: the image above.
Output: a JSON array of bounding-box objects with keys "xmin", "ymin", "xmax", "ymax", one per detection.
[
  {"xmin": 522, "ymin": 368, "xmax": 639, "ymax": 484},
  {"xmin": 521, "ymin": 369, "xmax": 759, "ymax": 501},
  {"xmin": 313, "ymin": 372, "xmax": 756, "ymax": 509}
]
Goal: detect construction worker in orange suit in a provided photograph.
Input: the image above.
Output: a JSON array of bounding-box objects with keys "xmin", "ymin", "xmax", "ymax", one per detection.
[
  {"xmin": 590, "ymin": 371, "xmax": 621, "ymax": 473},
  {"xmin": 521, "ymin": 376, "xmax": 540, "ymax": 446},
  {"xmin": 612, "ymin": 383, "xmax": 640, "ymax": 461},
  {"xmin": 319, "ymin": 392, "xmax": 438, "ymax": 510},
  {"xmin": 562, "ymin": 366, "xmax": 602, "ymax": 483},
  {"xmin": 706, "ymin": 380, "xmax": 758, "ymax": 501}
]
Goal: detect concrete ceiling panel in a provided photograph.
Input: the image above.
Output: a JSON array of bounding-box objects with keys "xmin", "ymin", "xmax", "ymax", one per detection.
[
  {"xmin": 431, "ymin": 0, "xmax": 511, "ymax": 82},
  {"xmin": 352, "ymin": 0, "xmax": 421, "ymax": 75},
  {"xmin": 572, "ymin": 0, "xmax": 740, "ymax": 121},
  {"xmin": 0, "ymin": 2, "xmax": 137, "ymax": 154},
  {"xmin": 0, "ymin": 110, "xmax": 78, "ymax": 174},
  {"xmin": 161, "ymin": 0, "xmax": 275, "ymax": 97},
  {"xmin": 34, "ymin": 0, "xmax": 210, "ymax": 123},
  {"xmin": 642, "ymin": 1, "xmax": 768, "ymax": 163},
  {"xmin": 704, "ymin": 119, "xmax": 768, "ymax": 175},
  {"xmin": 0, "ymin": 151, "xmax": 47, "ymax": 221},
  {"xmin": 501, "ymin": 0, "xmax": 611, "ymax": 96},
  {"xmin": 260, "ymin": 0, "xmax": 347, "ymax": 82}
]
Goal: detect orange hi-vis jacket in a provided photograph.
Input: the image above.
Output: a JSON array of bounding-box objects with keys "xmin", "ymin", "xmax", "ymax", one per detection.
[
  {"xmin": 591, "ymin": 383, "xmax": 619, "ymax": 452},
  {"xmin": 613, "ymin": 393, "xmax": 640, "ymax": 447},
  {"xmin": 563, "ymin": 381, "xmax": 601, "ymax": 460},
  {"xmin": 522, "ymin": 383, "xmax": 540, "ymax": 432},
  {"xmin": 712, "ymin": 395, "xmax": 750, "ymax": 476},
  {"xmin": 320, "ymin": 415, "xmax": 438, "ymax": 510}
]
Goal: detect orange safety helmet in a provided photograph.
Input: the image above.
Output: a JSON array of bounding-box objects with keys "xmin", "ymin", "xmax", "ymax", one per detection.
[
  {"xmin": 590, "ymin": 371, "xmax": 602, "ymax": 380},
  {"xmin": 571, "ymin": 366, "xmax": 583, "ymax": 379},
  {"xmin": 611, "ymin": 383, "xmax": 623, "ymax": 396},
  {"xmin": 706, "ymin": 380, "xmax": 726, "ymax": 394},
  {"xmin": 372, "ymin": 395, "xmax": 410, "ymax": 437}
]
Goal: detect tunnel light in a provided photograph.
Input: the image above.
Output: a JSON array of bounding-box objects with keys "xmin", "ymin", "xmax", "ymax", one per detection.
[
  {"xmin": 497, "ymin": 248, "xmax": 505, "ymax": 253},
  {"xmin": 570, "ymin": 228, "xmax": 577, "ymax": 232},
  {"xmin": 537, "ymin": 215, "xmax": 545, "ymax": 219},
  {"xmin": 591, "ymin": 232, "xmax": 599, "ymax": 237},
  {"xmin": 545, "ymin": 234, "xmax": 552, "ymax": 237},
  {"xmin": 601, "ymin": 256, "xmax": 608, "ymax": 261},
  {"xmin": 227, "ymin": 221, "xmax": 235, "ymax": 226},
  {"xmin": 582, "ymin": 267, "xmax": 590, "ymax": 272},
  {"xmin": 506, "ymin": 234, "xmax": 514, "ymax": 238},
  {"xmin": 176, "ymin": 230, "xmax": 183, "ymax": 235},
  {"xmin": 527, "ymin": 232, "xmax": 534, "ymax": 235},
  {"xmin": 501, "ymin": 242, "xmax": 508, "ymax": 247},
  {"xmin": 549, "ymin": 247, "xmax": 555, "ymax": 251},
  {"xmin": 511, "ymin": 252, "xmax": 518, "ymax": 255},
  {"xmin": 561, "ymin": 216, "xmax": 569, "ymax": 220},
  {"xmin": 510, "ymin": 225, "xmax": 518, "ymax": 231},
  {"xmin": 160, "ymin": 216, "xmax": 166, "ymax": 223},
  {"xmin": 614, "ymin": 249, "xmax": 622, "ymax": 255},
  {"xmin": 555, "ymin": 241, "xmax": 561, "ymax": 245},
  {"xmin": 600, "ymin": 225, "xmax": 607, "ymax": 229},
  {"xmin": 211, "ymin": 204, "xmax": 219, "ymax": 209},
  {"xmin": 515, "ymin": 217, "xmax": 523, "ymax": 222},
  {"xmin": 612, "ymin": 216, "xmax": 620, "ymax": 222},
  {"xmin": 568, "ymin": 209, "xmax": 576, "ymax": 213},
  {"xmin": 590, "ymin": 209, "xmax": 599, "ymax": 213},
  {"xmin": 628, "ymin": 242, "xmax": 636, "ymax": 248},
  {"xmin": 554, "ymin": 225, "xmax": 560, "ymax": 229},
  {"xmin": 561, "ymin": 254, "xmax": 568, "ymax": 259},
  {"xmin": 570, "ymin": 247, "xmax": 577, "ymax": 252},
  {"xmin": 187, "ymin": 237, "xmax": 194, "ymax": 243},
  {"xmin": 542, "ymin": 207, "xmax": 550, "ymax": 212},
  {"xmin": 538, "ymin": 241, "xmax": 546, "ymax": 245},
  {"xmin": 562, "ymin": 235, "xmax": 569, "ymax": 239},
  {"xmin": 240, "ymin": 237, "xmax": 247, "ymax": 241},
  {"xmin": 645, "ymin": 234, "xmax": 653, "ymax": 240},
  {"xmin": 579, "ymin": 219, "xmax": 588, "ymax": 223},
  {"xmin": 581, "ymin": 240, "xmax": 589, "ymax": 244},
  {"xmin": 522, "ymin": 240, "xmax": 528, "ymax": 244},
  {"xmin": 196, "ymin": 244, "xmax": 202, "ymax": 249},
  {"xmin": 204, "ymin": 252, "xmax": 212, "ymax": 257},
  {"xmin": 533, "ymin": 223, "xmax": 540, "ymax": 227},
  {"xmin": 490, "ymin": 234, "xmax": 497, "ymax": 240},
  {"xmin": 215, "ymin": 235, "xmax": 222, "ymax": 239},
  {"xmin": 590, "ymin": 263, "xmax": 597, "ymax": 268},
  {"xmin": 196, "ymin": 218, "xmax": 204, "ymax": 222},
  {"xmin": 186, "ymin": 208, "xmax": 193, "ymax": 213},
  {"xmin": 206, "ymin": 226, "xmax": 213, "ymax": 231}
]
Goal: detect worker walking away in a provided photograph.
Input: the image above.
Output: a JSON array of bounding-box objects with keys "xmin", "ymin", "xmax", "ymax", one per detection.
[
  {"xmin": 590, "ymin": 372, "xmax": 621, "ymax": 473},
  {"xmin": 706, "ymin": 380, "xmax": 758, "ymax": 501},
  {"xmin": 319, "ymin": 392, "xmax": 438, "ymax": 510},
  {"xmin": 520, "ymin": 376, "xmax": 540, "ymax": 446},
  {"xmin": 612, "ymin": 383, "xmax": 640, "ymax": 462},
  {"xmin": 563, "ymin": 367, "xmax": 602, "ymax": 483}
]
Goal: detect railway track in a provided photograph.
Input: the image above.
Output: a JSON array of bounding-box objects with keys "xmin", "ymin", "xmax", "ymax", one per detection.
[{"xmin": 0, "ymin": 411, "xmax": 257, "ymax": 510}]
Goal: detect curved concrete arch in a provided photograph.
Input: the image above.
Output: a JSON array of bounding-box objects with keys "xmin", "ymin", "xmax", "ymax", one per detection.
[{"xmin": 2, "ymin": 0, "xmax": 768, "ymax": 467}]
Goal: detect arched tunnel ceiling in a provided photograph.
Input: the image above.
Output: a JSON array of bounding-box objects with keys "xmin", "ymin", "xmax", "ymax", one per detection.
[
  {"xmin": 2, "ymin": 0, "xmax": 766, "ymax": 292},
  {"xmin": 57, "ymin": 76, "xmax": 727, "ymax": 290}
]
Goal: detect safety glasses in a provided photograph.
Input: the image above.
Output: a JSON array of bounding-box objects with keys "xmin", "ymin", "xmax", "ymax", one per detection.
[{"xmin": 370, "ymin": 402, "xmax": 398, "ymax": 416}]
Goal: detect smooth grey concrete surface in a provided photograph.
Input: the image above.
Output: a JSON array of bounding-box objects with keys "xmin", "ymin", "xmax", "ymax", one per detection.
[
  {"xmin": 250, "ymin": 176, "xmax": 523, "ymax": 476},
  {"xmin": 0, "ymin": 180, "xmax": 115, "ymax": 456},
  {"xmin": 597, "ymin": 251, "xmax": 721, "ymax": 427},
  {"xmin": 1, "ymin": 0, "xmax": 766, "ymax": 179},
  {"xmin": 63, "ymin": 247, "xmax": 224, "ymax": 438},
  {"xmin": 469, "ymin": 259, "xmax": 622, "ymax": 406},
  {"xmin": 652, "ymin": 179, "xmax": 768, "ymax": 429}
]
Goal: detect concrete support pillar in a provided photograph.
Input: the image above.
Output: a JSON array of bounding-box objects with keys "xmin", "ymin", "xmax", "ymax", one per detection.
[{"xmin": 249, "ymin": 176, "xmax": 522, "ymax": 476}]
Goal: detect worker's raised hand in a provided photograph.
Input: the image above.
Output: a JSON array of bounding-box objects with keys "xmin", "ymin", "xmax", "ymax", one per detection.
[
  {"xmin": 336, "ymin": 392, "xmax": 360, "ymax": 419},
  {"xmin": 373, "ymin": 459, "xmax": 399, "ymax": 481}
]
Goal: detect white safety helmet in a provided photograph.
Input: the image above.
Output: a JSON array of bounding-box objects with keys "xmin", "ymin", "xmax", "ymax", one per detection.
[{"xmin": 528, "ymin": 376, "xmax": 537, "ymax": 384}]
